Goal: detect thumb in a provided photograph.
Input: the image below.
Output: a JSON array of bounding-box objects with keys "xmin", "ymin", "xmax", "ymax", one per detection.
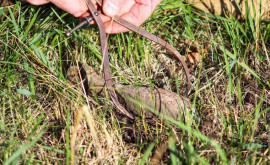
[{"xmin": 102, "ymin": 0, "xmax": 121, "ymax": 17}]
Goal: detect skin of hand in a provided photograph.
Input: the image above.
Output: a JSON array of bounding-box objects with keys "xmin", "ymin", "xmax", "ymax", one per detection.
[{"xmin": 25, "ymin": 0, "xmax": 161, "ymax": 33}]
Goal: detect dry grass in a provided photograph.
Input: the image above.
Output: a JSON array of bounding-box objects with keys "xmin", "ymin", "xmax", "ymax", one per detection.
[{"xmin": 1, "ymin": 0, "xmax": 270, "ymax": 164}]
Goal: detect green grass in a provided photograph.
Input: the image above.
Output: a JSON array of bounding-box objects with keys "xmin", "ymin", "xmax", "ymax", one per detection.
[{"xmin": 1, "ymin": 0, "xmax": 270, "ymax": 164}]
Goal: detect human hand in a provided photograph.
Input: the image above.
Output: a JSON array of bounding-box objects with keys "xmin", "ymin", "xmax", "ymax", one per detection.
[
  {"xmin": 25, "ymin": 0, "xmax": 96, "ymax": 17},
  {"xmin": 100, "ymin": 0, "xmax": 162, "ymax": 33},
  {"xmin": 26, "ymin": 0, "xmax": 161, "ymax": 33}
]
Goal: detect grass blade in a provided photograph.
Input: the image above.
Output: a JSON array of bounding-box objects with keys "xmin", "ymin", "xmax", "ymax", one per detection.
[{"xmin": 4, "ymin": 129, "xmax": 45, "ymax": 165}]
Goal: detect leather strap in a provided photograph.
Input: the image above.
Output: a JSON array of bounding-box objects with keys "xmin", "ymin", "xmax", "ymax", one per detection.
[
  {"xmin": 85, "ymin": 0, "xmax": 134, "ymax": 119},
  {"xmin": 84, "ymin": 0, "xmax": 191, "ymax": 119}
]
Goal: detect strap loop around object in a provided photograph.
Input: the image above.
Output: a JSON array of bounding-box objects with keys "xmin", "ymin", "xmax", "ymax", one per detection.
[{"xmin": 83, "ymin": 0, "xmax": 191, "ymax": 119}]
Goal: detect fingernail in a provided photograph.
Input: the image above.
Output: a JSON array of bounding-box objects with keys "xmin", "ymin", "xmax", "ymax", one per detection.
[{"xmin": 104, "ymin": 1, "xmax": 119, "ymax": 16}]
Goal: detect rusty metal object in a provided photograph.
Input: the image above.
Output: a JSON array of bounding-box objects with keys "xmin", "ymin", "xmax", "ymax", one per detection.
[{"xmin": 67, "ymin": 64, "xmax": 191, "ymax": 121}]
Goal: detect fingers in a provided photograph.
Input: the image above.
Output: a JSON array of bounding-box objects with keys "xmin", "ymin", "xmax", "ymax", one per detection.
[
  {"xmin": 47, "ymin": 0, "xmax": 89, "ymax": 17},
  {"xmin": 103, "ymin": 0, "xmax": 137, "ymax": 17},
  {"xmin": 103, "ymin": 0, "xmax": 121, "ymax": 17},
  {"xmin": 25, "ymin": 0, "xmax": 49, "ymax": 5},
  {"xmin": 103, "ymin": 0, "xmax": 161, "ymax": 34}
]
